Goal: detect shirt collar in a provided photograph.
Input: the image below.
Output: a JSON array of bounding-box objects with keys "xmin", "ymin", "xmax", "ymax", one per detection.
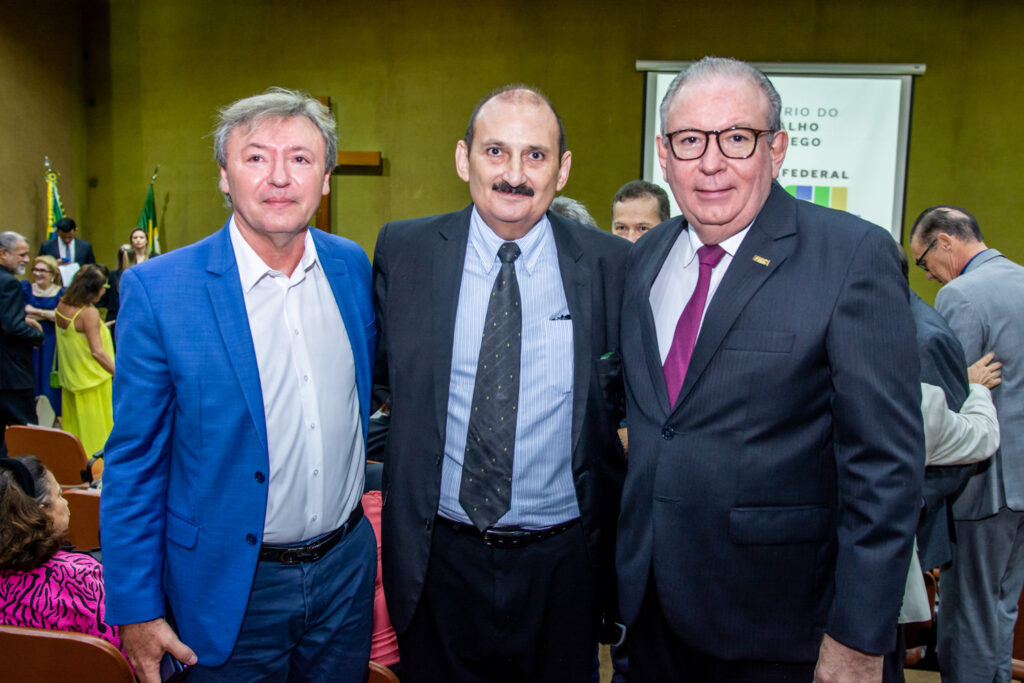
[
  {"xmin": 468, "ymin": 206, "xmax": 551, "ymax": 276},
  {"xmin": 683, "ymin": 220, "xmax": 752, "ymax": 262},
  {"xmin": 228, "ymin": 216, "xmax": 320, "ymax": 292}
]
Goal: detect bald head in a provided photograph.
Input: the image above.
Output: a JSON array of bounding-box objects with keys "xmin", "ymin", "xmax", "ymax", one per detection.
[{"xmin": 464, "ymin": 84, "xmax": 566, "ymax": 159}]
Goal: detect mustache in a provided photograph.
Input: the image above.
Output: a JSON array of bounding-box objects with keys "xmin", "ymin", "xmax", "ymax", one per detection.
[{"xmin": 492, "ymin": 181, "xmax": 534, "ymax": 197}]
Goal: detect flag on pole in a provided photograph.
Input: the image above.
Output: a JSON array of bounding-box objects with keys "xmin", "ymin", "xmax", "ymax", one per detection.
[
  {"xmin": 45, "ymin": 160, "xmax": 64, "ymax": 240},
  {"xmin": 138, "ymin": 169, "xmax": 160, "ymax": 254}
]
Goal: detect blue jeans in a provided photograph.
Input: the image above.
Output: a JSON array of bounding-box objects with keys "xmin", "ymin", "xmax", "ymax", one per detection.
[{"xmin": 189, "ymin": 517, "xmax": 376, "ymax": 682}]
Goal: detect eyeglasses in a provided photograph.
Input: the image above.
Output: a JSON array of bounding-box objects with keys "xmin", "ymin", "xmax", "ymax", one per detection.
[
  {"xmin": 31, "ymin": 268, "xmax": 51, "ymax": 274},
  {"xmin": 664, "ymin": 127, "xmax": 775, "ymax": 161},
  {"xmin": 914, "ymin": 239, "xmax": 938, "ymax": 271}
]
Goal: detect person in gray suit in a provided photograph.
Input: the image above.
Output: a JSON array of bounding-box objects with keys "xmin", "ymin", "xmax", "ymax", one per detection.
[{"xmin": 909, "ymin": 205, "xmax": 1024, "ymax": 682}]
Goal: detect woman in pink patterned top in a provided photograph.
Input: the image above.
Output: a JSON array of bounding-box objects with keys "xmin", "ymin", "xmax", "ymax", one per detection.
[{"xmin": 0, "ymin": 455, "xmax": 124, "ymax": 657}]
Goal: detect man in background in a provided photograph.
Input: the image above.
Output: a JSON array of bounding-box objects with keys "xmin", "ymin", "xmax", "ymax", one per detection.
[
  {"xmin": 0, "ymin": 231, "xmax": 43, "ymax": 435},
  {"xmin": 39, "ymin": 217, "xmax": 96, "ymax": 266},
  {"xmin": 909, "ymin": 205, "xmax": 1024, "ymax": 682},
  {"xmin": 611, "ymin": 180, "xmax": 670, "ymax": 243}
]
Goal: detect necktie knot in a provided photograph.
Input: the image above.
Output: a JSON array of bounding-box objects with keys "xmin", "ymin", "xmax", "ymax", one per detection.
[
  {"xmin": 498, "ymin": 242, "xmax": 521, "ymax": 264},
  {"xmin": 697, "ymin": 243, "xmax": 726, "ymax": 268}
]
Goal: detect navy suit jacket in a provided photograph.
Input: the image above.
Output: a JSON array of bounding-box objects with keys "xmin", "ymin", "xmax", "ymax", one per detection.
[
  {"xmin": 373, "ymin": 207, "xmax": 628, "ymax": 633},
  {"xmin": 910, "ymin": 292, "xmax": 973, "ymax": 570},
  {"xmin": 100, "ymin": 223, "xmax": 375, "ymax": 665},
  {"xmin": 617, "ymin": 183, "xmax": 924, "ymax": 660},
  {"xmin": 39, "ymin": 236, "xmax": 96, "ymax": 266}
]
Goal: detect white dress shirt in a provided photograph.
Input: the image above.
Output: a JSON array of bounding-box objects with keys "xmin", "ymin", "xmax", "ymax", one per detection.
[
  {"xmin": 229, "ymin": 220, "xmax": 364, "ymax": 544},
  {"xmin": 650, "ymin": 224, "xmax": 751, "ymax": 363}
]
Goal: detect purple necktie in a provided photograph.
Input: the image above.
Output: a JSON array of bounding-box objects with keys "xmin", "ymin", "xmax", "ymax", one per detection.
[{"xmin": 663, "ymin": 243, "xmax": 726, "ymax": 407}]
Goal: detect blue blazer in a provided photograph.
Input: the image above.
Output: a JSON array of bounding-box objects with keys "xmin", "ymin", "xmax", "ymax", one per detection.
[{"xmin": 100, "ymin": 222, "xmax": 375, "ymax": 665}]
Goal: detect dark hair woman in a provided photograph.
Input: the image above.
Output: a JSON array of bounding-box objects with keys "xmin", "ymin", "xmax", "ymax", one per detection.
[{"xmin": 0, "ymin": 456, "xmax": 124, "ymax": 656}]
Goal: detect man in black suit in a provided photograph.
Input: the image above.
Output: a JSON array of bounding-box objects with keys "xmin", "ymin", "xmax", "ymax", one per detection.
[
  {"xmin": 39, "ymin": 217, "xmax": 96, "ymax": 266},
  {"xmin": 373, "ymin": 85, "xmax": 628, "ymax": 682},
  {"xmin": 0, "ymin": 232, "xmax": 44, "ymax": 433},
  {"xmin": 617, "ymin": 57, "xmax": 923, "ymax": 681}
]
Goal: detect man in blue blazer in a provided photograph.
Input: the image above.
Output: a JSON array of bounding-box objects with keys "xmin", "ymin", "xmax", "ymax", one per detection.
[
  {"xmin": 101, "ymin": 89, "xmax": 376, "ymax": 682},
  {"xmin": 617, "ymin": 58, "xmax": 923, "ymax": 681}
]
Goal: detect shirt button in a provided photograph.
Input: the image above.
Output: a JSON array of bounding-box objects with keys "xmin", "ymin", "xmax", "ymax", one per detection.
[
  {"xmin": 246, "ymin": 534, "xmax": 257, "ymax": 545},
  {"xmin": 661, "ymin": 427, "xmax": 675, "ymax": 440},
  {"xmin": 254, "ymin": 471, "xmax": 266, "ymax": 483},
  {"xmin": 311, "ymin": 515, "xmax": 318, "ymax": 523},
  {"xmin": 303, "ymin": 375, "xmax": 309, "ymax": 383},
  {"xmin": 313, "ymin": 469, "xmax": 319, "ymax": 477},
  {"xmin": 309, "ymin": 422, "xmax": 317, "ymax": 430},
  {"xmin": 294, "ymin": 329, "xmax": 300, "ymax": 336}
]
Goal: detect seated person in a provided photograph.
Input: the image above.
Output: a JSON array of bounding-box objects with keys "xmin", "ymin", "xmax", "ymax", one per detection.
[{"xmin": 0, "ymin": 455, "xmax": 124, "ymax": 657}]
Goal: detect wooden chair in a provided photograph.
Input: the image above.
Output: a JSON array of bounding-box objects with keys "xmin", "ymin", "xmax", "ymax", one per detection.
[
  {"xmin": 368, "ymin": 660, "xmax": 400, "ymax": 683},
  {"xmin": 4, "ymin": 424, "xmax": 102, "ymax": 488},
  {"xmin": 64, "ymin": 489, "xmax": 101, "ymax": 551},
  {"xmin": 0, "ymin": 624, "xmax": 134, "ymax": 682}
]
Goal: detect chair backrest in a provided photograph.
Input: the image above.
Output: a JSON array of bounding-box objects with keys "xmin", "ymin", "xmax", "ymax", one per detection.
[
  {"xmin": 4, "ymin": 425, "xmax": 97, "ymax": 487},
  {"xmin": 64, "ymin": 489, "xmax": 102, "ymax": 551},
  {"xmin": 368, "ymin": 660, "xmax": 400, "ymax": 683},
  {"xmin": 0, "ymin": 624, "xmax": 134, "ymax": 683}
]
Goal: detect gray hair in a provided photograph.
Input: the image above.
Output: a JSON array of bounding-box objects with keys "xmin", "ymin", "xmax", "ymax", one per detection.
[
  {"xmin": 214, "ymin": 87, "xmax": 337, "ymax": 173},
  {"xmin": 659, "ymin": 57, "xmax": 782, "ymax": 138},
  {"xmin": 0, "ymin": 231, "xmax": 28, "ymax": 252},
  {"xmin": 910, "ymin": 205, "xmax": 984, "ymax": 244},
  {"xmin": 550, "ymin": 196, "xmax": 598, "ymax": 228}
]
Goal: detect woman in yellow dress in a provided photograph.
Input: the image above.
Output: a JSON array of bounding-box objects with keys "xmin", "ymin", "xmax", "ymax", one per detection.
[{"xmin": 54, "ymin": 265, "xmax": 115, "ymax": 455}]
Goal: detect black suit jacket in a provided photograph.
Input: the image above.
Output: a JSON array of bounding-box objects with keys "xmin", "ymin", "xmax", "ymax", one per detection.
[
  {"xmin": 617, "ymin": 183, "xmax": 924, "ymax": 660},
  {"xmin": 373, "ymin": 207, "xmax": 628, "ymax": 633},
  {"xmin": 0, "ymin": 267, "xmax": 44, "ymax": 391},
  {"xmin": 910, "ymin": 291, "xmax": 974, "ymax": 570},
  {"xmin": 39, "ymin": 236, "xmax": 96, "ymax": 266}
]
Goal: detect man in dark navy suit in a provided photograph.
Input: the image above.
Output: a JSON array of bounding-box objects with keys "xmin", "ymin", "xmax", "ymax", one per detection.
[{"xmin": 617, "ymin": 57, "xmax": 923, "ymax": 681}]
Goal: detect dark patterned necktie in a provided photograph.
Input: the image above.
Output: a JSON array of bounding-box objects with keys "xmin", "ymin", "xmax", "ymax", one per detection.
[{"xmin": 460, "ymin": 241, "xmax": 522, "ymax": 531}]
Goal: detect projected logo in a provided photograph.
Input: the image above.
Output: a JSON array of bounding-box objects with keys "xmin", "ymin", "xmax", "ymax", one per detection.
[{"xmin": 784, "ymin": 185, "xmax": 848, "ymax": 211}]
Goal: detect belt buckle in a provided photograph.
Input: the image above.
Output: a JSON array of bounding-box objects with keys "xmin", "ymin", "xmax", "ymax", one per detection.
[{"xmin": 278, "ymin": 548, "xmax": 306, "ymax": 565}]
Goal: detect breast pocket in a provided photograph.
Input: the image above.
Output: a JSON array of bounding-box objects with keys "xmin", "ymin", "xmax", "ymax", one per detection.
[{"xmin": 543, "ymin": 318, "xmax": 574, "ymax": 395}]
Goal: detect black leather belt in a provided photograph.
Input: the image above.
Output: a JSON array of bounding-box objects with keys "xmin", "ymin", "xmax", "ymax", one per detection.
[
  {"xmin": 259, "ymin": 503, "xmax": 363, "ymax": 564},
  {"xmin": 436, "ymin": 516, "xmax": 579, "ymax": 549}
]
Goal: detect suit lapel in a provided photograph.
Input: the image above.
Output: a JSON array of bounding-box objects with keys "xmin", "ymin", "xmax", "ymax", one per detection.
[
  {"xmin": 550, "ymin": 214, "xmax": 589, "ymax": 459},
  {"xmin": 205, "ymin": 224, "xmax": 269, "ymax": 452},
  {"xmin": 639, "ymin": 219, "xmax": 688, "ymax": 422},
  {"xmin": 670, "ymin": 183, "xmax": 797, "ymax": 416},
  {"xmin": 431, "ymin": 207, "xmax": 472, "ymax": 440},
  {"xmin": 313, "ymin": 231, "xmax": 370, "ymax": 437}
]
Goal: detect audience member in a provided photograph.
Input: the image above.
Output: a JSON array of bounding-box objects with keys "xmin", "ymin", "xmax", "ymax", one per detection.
[
  {"xmin": 617, "ymin": 56, "xmax": 922, "ymax": 681},
  {"xmin": 55, "ymin": 265, "xmax": 114, "ymax": 455},
  {"xmin": 909, "ymin": 205, "xmax": 1024, "ymax": 682},
  {"xmin": 0, "ymin": 455, "xmax": 124, "ymax": 657},
  {"xmin": 105, "ymin": 227, "xmax": 154, "ymax": 323},
  {"xmin": 39, "ymin": 218, "xmax": 95, "ymax": 287},
  {"xmin": 361, "ymin": 489, "xmax": 401, "ymax": 677},
  {"xmin": 374, "ymin": 84, "xmax": 628, "ymax": 682},
  {"xmin": 611, "ymin": 179, "xmax": 670, "ymax": 243},
  {"xmin": 22, "ymin": 255, "xmax": 64, "ymax": 420},
  {"xmin": 550, "ymin": 195, "xmax": 599, "ymax": 227},
  {"xmin": 101, "ymin": 87, "xmax": 376, "ymax": 683},
  {"xmin": 0, "ymin": 232, "xmax": 44, "ymax": 437}
]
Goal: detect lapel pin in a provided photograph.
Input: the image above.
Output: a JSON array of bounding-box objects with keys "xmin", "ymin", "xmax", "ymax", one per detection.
[{"xmin": 752, "ymin": 255, "xmax": 771, "ymax": 266}]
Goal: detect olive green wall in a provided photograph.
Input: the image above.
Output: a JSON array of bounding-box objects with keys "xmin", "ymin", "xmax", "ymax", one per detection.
[
  {"xmin": 9, "ymin": 0, "xmax": 1024, "ymax": 304},
  {"xmin": 0, "ymin": 0, "xmax": 87, "ymax": 250}
]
